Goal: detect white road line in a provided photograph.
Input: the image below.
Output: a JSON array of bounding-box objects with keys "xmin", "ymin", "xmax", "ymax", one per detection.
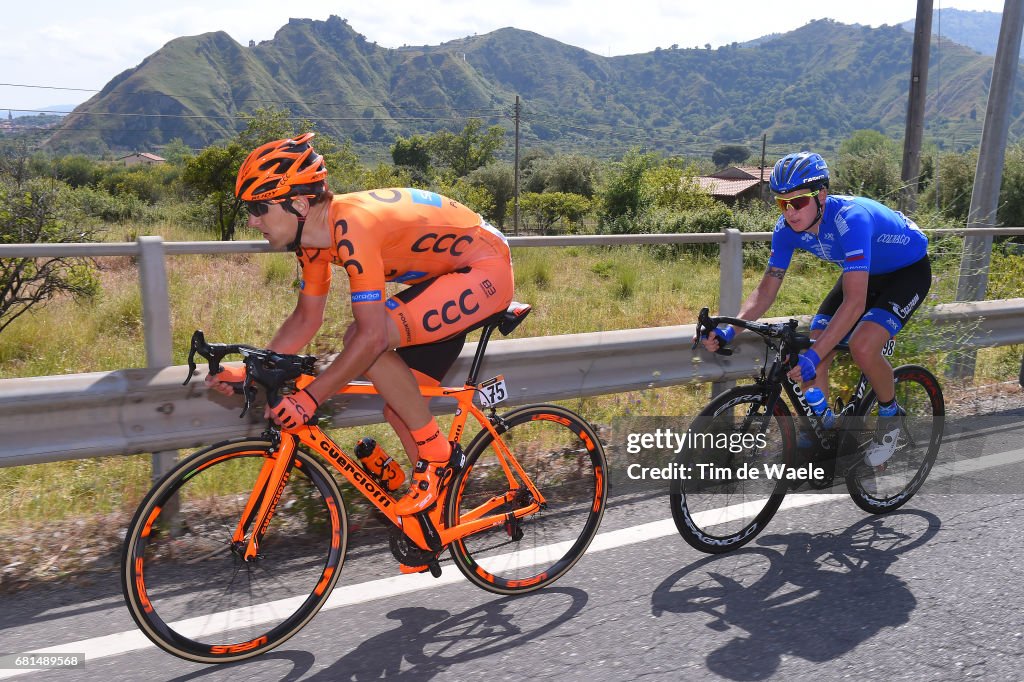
[{"xmin": 3, "ymin": 445, "xmax": 1022, "ymax": 678}]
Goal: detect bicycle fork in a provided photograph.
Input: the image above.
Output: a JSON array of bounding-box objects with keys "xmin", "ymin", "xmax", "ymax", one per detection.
[{"xmin": 232, "ymin": 436, "xmax": 298, "ymax": 561}]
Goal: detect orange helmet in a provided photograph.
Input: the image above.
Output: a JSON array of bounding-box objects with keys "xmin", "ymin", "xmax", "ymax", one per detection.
[{"xmin": 235, "ymin": 132, "xmax": 328, "ymax": 203}]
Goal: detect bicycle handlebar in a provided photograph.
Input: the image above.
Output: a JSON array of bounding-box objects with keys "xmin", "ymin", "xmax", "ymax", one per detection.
[
  {"xmin": 692, "ymin": 307, "xmax": 734, "ymax": 356},
  {"xmin": 184, "ymin": 330, "xmax": 318, "ymax": 418},
  {"xmin": 693, "ymin": 307, "xmax": 813, "ymax": 363}
]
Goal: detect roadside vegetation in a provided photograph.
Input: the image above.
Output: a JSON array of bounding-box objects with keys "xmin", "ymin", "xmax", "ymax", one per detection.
[{"xmin": 0, "ymin": 114, "xmax": 1022, "ymax": 589}]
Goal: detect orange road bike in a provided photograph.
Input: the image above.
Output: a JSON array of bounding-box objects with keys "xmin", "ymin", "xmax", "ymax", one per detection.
[{"xmin": 121, "ymin": 303, "xmax": 608, "ymax": 664}]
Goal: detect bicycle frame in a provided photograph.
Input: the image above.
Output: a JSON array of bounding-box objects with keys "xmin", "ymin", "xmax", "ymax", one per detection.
[
  {"xmin": 696, "ymin": 306, "xmax": 878, "ymax": 457},
  {"xmin": 234, "ymin": 378, "xmax": 546, "ymax": 563}
]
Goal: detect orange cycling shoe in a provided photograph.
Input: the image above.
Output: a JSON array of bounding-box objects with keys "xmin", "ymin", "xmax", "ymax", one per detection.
[
  {"xmin": 398, "ymin": 563, "xmax": 429, "ymax": 575},
  {"xmin": 393, "ymin": 458, "xmax": 452, "ymax": 516}
]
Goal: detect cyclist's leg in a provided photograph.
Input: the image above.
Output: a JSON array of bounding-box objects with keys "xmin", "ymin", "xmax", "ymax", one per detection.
[
  {"xmin": 378, "ymin": 257, "xmax": 513, "ymax": 514},
  {"xmin": 848, "ymin": 321, "xmax": 895, "ymax": 401},
  {"xmin": 807, "ymin": 276, "xmax": 845, "ymax": 398},
  {"xmin": 359, "ymin": 347, "xmax": 452, "ymax": 515},
  {"xmin": 850, "ymin": 257, "xmax": 932, "ymax": 465},
  {"xmin": 851, "ymin": 256, "xmax": 932, "ymax": 404},
  {"xmin": 340, "ymin": 318, "xmax": 437, "ymax": 462}
]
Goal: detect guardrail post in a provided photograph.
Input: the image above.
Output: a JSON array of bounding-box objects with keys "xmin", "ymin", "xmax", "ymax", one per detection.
[
  {"xmin": 138, "ymin": 236, "xmax": 178, "ymax": 483},
  {"xmin": 712, "ymin": 228, "xmax": 744, "ymax": 396},
  {"xmin": 1019, "ymin": 352, "xmax": 1024, "ymax": 388}
]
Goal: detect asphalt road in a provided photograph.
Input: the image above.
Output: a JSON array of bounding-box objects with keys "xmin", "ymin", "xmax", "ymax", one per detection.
[{"xmin": 2, "ymin": 404, "xmax": 1023, "ymax": 681}]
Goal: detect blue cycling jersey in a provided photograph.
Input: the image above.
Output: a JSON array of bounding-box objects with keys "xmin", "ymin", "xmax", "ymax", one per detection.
[{"xmin": 768, "ymin": 195, "xmax": 928, "ymax": 275}]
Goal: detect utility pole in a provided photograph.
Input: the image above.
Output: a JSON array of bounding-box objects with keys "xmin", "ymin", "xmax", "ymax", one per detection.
[
  {"xmin": 900, "ymin": 0, "xmax": 933, "ymax": 214},
  {"xmin": 514, "ymin": 95, "xmax": 520, "ymax": 236},
  {"xmin": 760, "ymin": 133, "xmax": 767, "ymax": 202},
  {"xmin": 950, "ymin": 0, "xmax": 1024, "ymax": 379}
]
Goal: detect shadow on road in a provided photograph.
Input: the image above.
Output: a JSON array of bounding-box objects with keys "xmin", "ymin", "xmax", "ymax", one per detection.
[
  {"xmin": 162, "ymin": 586, "xmax": 589, "ymax": 680},
  {"xmin": 651, "ymin": 510, "xmax": 941, "ymax": 680}
]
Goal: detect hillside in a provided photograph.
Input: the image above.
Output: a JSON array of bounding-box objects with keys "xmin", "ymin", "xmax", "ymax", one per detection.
[
  {"xmin": 45, "ymin": 15, "xmax": 1023, "ymax": 158},
  {"xmin": 900, "ymin": 8, "xmax": 1003, "ymax": 56}
]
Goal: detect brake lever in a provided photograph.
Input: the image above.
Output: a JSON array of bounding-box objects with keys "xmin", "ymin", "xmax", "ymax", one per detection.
[
  {"xmin": 239, "ymin": 365, "xmax": 259, "ymax": 418},
  {"xmin": 184, "ymin": 330, "xmax": 203, "ymax": 385},
  {"xmin": 694, "ymin": 307, "xmax": 734, "ymax": 356}
]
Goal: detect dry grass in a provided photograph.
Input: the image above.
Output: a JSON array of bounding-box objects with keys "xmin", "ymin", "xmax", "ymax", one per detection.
[{"xmin": 0, "ymin": 223, "xmax": 1022, "ymax": 590}]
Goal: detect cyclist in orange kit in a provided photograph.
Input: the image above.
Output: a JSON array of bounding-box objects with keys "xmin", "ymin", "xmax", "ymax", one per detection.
[{"xmin": 206, "ymin": 133, "xmax": 514, "ymax": 518}]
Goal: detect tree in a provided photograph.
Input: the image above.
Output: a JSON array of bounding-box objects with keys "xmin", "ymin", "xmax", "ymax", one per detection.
[
  {"xmin": 391, "ymin": 134, "xmax": 432, "ymax": 182},
  {"xmin": 712, "ymin": 144, "xmax": 753, "ymax": 168},
  {"xmin": 997, "ymin": 143, "xmax": 1024, "ymax": 228},
  {"xmin": 468, "ymin": 162, "xmax": 515, "ymax": 228},
  {"xmin": 919, "ymin": 149, "xmax": 976, "ymax": 221},
  {"xmin": 640, "ymin": 162, "xmax": 716, "ymax": 211},
  {"xmin": 527, "ymin": 154, "xmax": 600, "ymax": 197},
  {"xmin": 181, "ymin": 107, "xmax": 344, "ymax": 240},
  {"xmin": 840, "ymin": 129, "xmax": 894, "ymax": 157},
  {"xmin": 519, "ymin": 192, "xmax": 592, "ymax": 234},
  {"xmin": 427, "ymin": 119, "xmax": 506, "ymax": 177},
  {"xmin": 834, "ymin": 130, "xmax": 901, "ymax": 200},
  {"xmin": 49, "ymin": 155, "xmax": 100, "ymax": 188},
  {"xmin": 183, "ymin": 142, "xmax": 247, "ymax": 240},
  {"xmin": 0, "ymin": 146, "xmax": 99, "ymax": 334},
  {"xmin": 160, "ymin": 138, "xmax": 194, "ymax": 166},
  {"xmin": 599, "ymin": 148, "xmax": 662, "ymax": 220}
]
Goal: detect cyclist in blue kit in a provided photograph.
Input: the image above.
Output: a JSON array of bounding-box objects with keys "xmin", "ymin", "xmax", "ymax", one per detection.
[{"xmin": 701, "ymin": 151, "xmax": 931, "ymax": 466}]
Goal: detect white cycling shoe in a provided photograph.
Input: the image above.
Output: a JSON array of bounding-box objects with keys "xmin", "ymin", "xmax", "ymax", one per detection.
[{"xmin": 863, "ymin": 428, "xmax": 900, "ymax": 467}]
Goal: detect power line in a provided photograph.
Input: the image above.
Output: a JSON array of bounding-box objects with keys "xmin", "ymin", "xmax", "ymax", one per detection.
[
  {"xmin": 1, "ymin": 81, "xmax": 514, "ymax": 116},
  {"xmin": 0, "ymin": 82, "xmax": 99, "ymax": 93}
]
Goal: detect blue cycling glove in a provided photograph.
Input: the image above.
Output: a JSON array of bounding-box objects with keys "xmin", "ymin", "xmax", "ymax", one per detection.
[
  {"xmin": 712, "ymin": 326, "xmax": 736, "ymax": 344},
  {"xmin": 796, "ymin": 349, "xmax": 820, "ymax": 382}
]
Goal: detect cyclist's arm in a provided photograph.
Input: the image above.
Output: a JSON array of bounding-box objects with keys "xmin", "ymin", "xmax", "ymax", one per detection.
[
  {"xmin": 267, "ymin": 292, "xmax": 329, "ymax": 354},
  {"xmin": 737, "ymin": 266, "xmax": 785, "ymax": 321},
  {"xmin": 205, "ymin": 290, "xmax": 327, "ymax": 396},
  {"xmin": 303, "ymin": 300, "xmax": 392, "ymax": 403},
  {"xmin": 731, "ymin": 220, "xmax": 793, "ymax": 325},
  {"xmin": 807, "ymin": 270, "xmax": 868, "ymax": 358},
  {"xmin": 701, "ymin": 267, "xmax": 784, "ymax": 351}
]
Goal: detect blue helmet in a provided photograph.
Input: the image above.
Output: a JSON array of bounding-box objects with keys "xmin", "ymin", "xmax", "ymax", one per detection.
[{"xmin": 769, "ymin": 152, "xmax": 830, "ymax": 194}]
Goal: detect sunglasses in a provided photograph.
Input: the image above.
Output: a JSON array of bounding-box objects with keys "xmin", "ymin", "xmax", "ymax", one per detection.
[
  {"xmin": 244, "ymin": 201, "xmax": 273, "ymax": 217},
  {"xmin": 774, "ymin": 190, "xmax": 820, "ymax": 212}
]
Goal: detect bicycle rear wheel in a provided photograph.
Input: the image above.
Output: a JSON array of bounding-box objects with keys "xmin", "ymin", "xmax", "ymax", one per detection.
[
  {"xmin": 446, "ymin": 404, "xmax": 608, "ymax": 594},
  {"xmin": 121, "ymin": 438, "xmax": 347, "ymax": 664},
  {"xmin": 844, "ymin": 365, "xmax": 944, "ymax": 514},
  {"xmin": 670, "ymin": 386, "xmax": 796, "ymax": 554}
]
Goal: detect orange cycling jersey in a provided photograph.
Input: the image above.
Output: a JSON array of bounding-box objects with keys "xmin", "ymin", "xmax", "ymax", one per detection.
[
  {"xmin": 297, "ymin": 188, "xmax": 508, "ymax": 300},
  {"xmin": 296, "ymin": 188, "xmax": 513, "ymax": 348}
]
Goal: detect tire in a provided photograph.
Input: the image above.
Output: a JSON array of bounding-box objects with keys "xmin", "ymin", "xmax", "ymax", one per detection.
[
  {"xmin": 670, "ymin": 386, "xmax": 796, "ymax": 554},
  {"xmin": 446, "ymin": 404, "xmax": 608, "ymax": 594},
  {"xmin": 844, "ymin": 365, "xmax": 944, "ymax": 514},
  {"xmin": 121, "ymin": 438, "xmax": 347, "ymax": 664}
]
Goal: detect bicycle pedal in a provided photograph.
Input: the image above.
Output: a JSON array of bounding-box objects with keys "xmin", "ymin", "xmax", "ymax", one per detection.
[{"xmin": 427, "ymin": 560, "xmax": 442, "ymax": 578}]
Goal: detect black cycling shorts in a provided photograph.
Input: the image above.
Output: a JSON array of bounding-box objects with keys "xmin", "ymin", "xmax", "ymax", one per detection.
[{"xmin": 811, "ymin": 255, "xmax": 931, "ymax": 338}]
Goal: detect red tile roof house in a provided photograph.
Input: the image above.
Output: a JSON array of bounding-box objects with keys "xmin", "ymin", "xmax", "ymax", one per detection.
[{"xmin": 696, "ymin": 165, "xmax": 771, "ymax": 204}]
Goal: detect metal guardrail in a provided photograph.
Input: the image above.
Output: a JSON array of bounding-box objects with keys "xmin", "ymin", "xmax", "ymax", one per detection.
[
  {"xmin": 1, "ymin": 229, "xmax": 1022, "ymax": 470},
  {"xmin": 0, "ymin": 298, "xmax": 1022, "ymax": 468}
]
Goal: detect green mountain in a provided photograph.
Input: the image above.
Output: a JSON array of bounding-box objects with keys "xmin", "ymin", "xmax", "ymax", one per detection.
[
  {"xmin": 45, "ymin": 16, "xmax": 1023, "ymax": 158},
  {"xmin": 900, "ymin": 8, "xmax": 1002, "ymax": 56}
]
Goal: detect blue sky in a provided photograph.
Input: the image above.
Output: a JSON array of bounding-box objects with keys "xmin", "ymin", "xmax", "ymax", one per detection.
[{"xmin": 0, "ymin": 0, "xmax": 1010, "ymax": 111}]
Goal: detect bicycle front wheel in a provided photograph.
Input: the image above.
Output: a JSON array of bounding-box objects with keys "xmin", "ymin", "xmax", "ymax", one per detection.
[
  {"xmin": 670, "ymin": 386, "xmax": 795, "ymax": 554},
  {"xmin": 121, "ymin": 438, "xmax": 347, "ymax": 664},
  {"xmin": 446, "ymin": 404, "xmax": 608, "ymax": 594},
  {"xmin": 844, "ymin": 365, "xmax": 944, "ymax": 514}
]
